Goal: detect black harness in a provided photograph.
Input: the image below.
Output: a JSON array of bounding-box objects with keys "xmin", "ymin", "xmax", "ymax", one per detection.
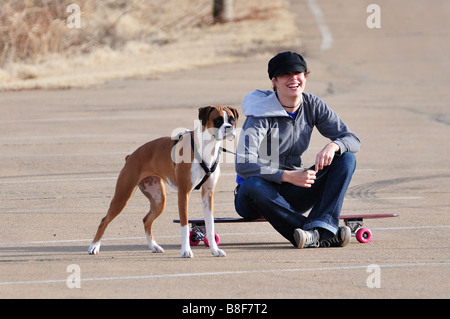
[
  {"xmin": 190, "ymin": 133, "xmax": 222, "ymax": 190},
  {"xmin": 172, "ymin": 131, "xmax": 222, "ymax": 190}
]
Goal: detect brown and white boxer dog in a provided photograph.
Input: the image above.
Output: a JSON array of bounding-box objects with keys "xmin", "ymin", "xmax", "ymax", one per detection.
[{"xmin": 88, "ymin": 106, "xmax": 238, "ymax": 258}]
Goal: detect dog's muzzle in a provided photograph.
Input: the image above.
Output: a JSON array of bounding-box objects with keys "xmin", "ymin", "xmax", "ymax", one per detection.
[{"xmin": 223, "ymin": 125, "xmax": 236, "ymax": 140}]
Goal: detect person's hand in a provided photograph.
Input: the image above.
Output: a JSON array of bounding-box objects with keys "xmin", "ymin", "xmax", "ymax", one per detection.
[
  {"xmin": 315, "ymin": 142, "xmax": 340, "ymax": 172},
  {"xmin": 281, "ymin": 169, "xmax": 316, "ymax": 188}
]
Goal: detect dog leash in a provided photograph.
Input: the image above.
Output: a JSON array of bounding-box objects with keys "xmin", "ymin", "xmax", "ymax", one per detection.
[
  {"xmin": 222, "ymin": 147, "xmax": 330, "ymax": 180},
  {"xmin": 171, "ymin": 131, "xmax": 222, "ymax": 190},
  {"xmin": 173, "ymin": 132, "xmax": 329, "ymax": 190}
]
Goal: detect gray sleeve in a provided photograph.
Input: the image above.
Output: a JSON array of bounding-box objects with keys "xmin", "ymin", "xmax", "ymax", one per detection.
[
  {"xmin": 235, "ymin": 117, "xmax": 285, "ymax": 184},
  {"xmin": 312, "ymin": 96, "xmax": 361, "ymax": 155}
]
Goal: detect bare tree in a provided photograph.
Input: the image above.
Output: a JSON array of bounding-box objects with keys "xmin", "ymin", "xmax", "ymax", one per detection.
[{"xmin": 213, "ymin": 0, "xmax": 233, "ymax": 23}]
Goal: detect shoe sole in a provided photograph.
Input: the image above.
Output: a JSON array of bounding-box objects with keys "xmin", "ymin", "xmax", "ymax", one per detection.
[
  {"xmin": 339, "ymin": 226, "xmax": 351, "ymax": 247},
  {"xmin": 294, "ymin": 229, "xmax": 306, "ymax": 249}
]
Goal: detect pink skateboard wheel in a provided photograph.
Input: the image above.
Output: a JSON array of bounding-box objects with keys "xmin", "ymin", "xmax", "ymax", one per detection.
[
  {"xmin": 189, "ymin": 230, "xmax": 200, "ymax": 246},
  {"xmin": 356, "ymin": 228, "xmax": 372, "ymax": 243},
  {"xmin": 204, "ymin": 233, "xmax": 220, "ymax": 247}
]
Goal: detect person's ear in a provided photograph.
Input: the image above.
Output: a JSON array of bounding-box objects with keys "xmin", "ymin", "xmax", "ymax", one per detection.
[{"xmin": 271, "ymin": 77, "xmax": 277, "ymax": 91}]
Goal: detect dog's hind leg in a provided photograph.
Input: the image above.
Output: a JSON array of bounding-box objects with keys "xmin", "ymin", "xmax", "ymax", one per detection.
[
  {"xmin": 139, "ymin": 176, "xmax": 166, "ymax": 253},
  {"xmin": 88, "ymin": 164, "xmax": 140, "ymax": 255}
]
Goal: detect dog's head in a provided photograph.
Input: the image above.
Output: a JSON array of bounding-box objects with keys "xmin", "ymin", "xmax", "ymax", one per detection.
[{"xmin": 198, "ymin": 106, "xmax": 239, "ymax": 140}]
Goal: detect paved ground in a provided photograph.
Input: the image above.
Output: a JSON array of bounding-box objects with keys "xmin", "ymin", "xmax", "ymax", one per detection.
[{"xmin": 0, "ymin": 0, "xmax": 449, "ymax": 300}]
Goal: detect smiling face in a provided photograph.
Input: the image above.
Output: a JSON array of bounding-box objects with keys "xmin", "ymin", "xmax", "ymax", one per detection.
[
  {"xmin": 271, "ymin": 71, "xmax": 307, "ymax": 98},
  {"xmin": 198, "ymin": 106, "xmax": 239, "ymax": 141}
]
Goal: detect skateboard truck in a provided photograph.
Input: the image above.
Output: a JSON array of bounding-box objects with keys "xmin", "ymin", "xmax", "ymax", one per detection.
[
  {"xmin": 342, "ymin": 217, "xmax": 372, "ymax": 243},
  {"xmin": 188, "ymin": 222, "xmax": 220, "ymax": 247}
]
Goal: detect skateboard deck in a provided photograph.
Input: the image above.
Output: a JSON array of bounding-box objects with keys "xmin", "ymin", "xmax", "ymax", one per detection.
[{"xmin": 173, "ymin": 213, "xmax": 399, "ymax": 245}]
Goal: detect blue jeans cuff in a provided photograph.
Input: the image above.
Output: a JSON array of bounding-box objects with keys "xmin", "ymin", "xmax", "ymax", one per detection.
[{"xmin": 303, "ymin": 220, "xmax": 338, "ymax": 235}]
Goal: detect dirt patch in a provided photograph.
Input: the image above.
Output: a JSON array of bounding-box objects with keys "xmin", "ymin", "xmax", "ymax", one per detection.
[{"xmin": 0, "ymin": 0, "xmax": 299, "ymax": 90}]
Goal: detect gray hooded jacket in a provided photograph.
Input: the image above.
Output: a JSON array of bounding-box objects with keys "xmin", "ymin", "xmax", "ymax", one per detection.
[{"xmin": 235, "ymin": 90, "xmax": 360, "ymax": 184}]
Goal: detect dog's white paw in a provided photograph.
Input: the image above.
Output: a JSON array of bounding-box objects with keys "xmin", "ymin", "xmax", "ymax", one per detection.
[
  {"xmin": 150, "ymin": 243, "xmax": 165, "ymax": 253},
  {"xmin": 146, "ymin": 236, "xmax": 164, "ymax": 253},
  {"xmin": 212, "ymin": 248, "xmax": 226, "ymax": 257},
  {"xmin": 180, "ymin": 248, "xmax": 194, "ymax": 258},
  {"xmin": 88, "ymin": 241, "xmax": 101, "ymax": 255}
]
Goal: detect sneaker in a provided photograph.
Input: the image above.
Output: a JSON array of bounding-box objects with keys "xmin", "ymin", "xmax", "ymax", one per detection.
[
  {"xmin": 319, "ymin": 226, "xmax": 351, "ymax": 247},
  {"xmin": 294, "ymin": 228, "xmax": 320, "ymax": 248}
]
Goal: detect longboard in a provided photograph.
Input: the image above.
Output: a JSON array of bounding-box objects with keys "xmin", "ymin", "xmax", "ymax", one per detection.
[{"xmin": 173, "ymin": 213, "xmax": 399, "ymax": 246}]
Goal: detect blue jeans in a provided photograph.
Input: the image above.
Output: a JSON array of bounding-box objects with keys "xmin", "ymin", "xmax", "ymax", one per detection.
[{"xmin": 234, "ymin": 152, "xmax": 356, "ymax": 246}]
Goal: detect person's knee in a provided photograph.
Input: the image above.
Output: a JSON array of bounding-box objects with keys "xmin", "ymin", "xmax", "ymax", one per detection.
[
  {"xmin": 235, "ymin": 177, "xmax": 272, "ymax": 219},
  {"xmin": 336, "ymin": 152, "xmax": 356, "ymax": 172}
]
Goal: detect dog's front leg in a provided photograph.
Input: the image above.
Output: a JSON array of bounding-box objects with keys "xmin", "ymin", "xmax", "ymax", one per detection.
[
  {"xmin": 202, "ymin": 185, "xmax": 226, "ymax": 257},
  {"xmin": 178, "ymin": 190, "xmax": 194, "ymax": 258}
]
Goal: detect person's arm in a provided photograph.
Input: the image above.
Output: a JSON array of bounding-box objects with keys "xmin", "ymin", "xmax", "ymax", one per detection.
[
  {"xmin": 235, "ymin": 117, "xmax": 285, "ymax": 184},
  {"xmin": 281, "ymin": 169, "xmax": 316, "ymax": 187},
  {"xmin": 310, "ymin": 95, "xmax": 360, "ymax": 164},
  {"xmin": 314, "ymin": 142, "xmax": 340, "ymax": 172}
]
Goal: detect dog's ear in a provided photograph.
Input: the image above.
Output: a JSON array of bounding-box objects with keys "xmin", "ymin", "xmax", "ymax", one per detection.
[
  {"xmin": 226, "ymin": 106, "xmax": 239, "ymax": 124},
  {"xmin": 198, "ymin": 106, "xmax": 213, "ymax": 126}
]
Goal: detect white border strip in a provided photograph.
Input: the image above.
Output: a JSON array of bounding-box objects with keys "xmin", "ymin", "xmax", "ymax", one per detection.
[{"xmin": 0, "ymin": 262, "xmax": 448, "ymax": 286}]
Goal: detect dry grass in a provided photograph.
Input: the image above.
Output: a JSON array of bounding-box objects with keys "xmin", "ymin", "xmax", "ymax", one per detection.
[{"xmin": 0, "ymin": 0, "xmax": 300, "ymax": 90}]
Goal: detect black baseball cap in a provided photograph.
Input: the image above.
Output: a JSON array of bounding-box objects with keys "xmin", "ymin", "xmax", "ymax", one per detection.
[{"xmin": 268, "ymin": 51, "xmax": 308, "ymax": 79}]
